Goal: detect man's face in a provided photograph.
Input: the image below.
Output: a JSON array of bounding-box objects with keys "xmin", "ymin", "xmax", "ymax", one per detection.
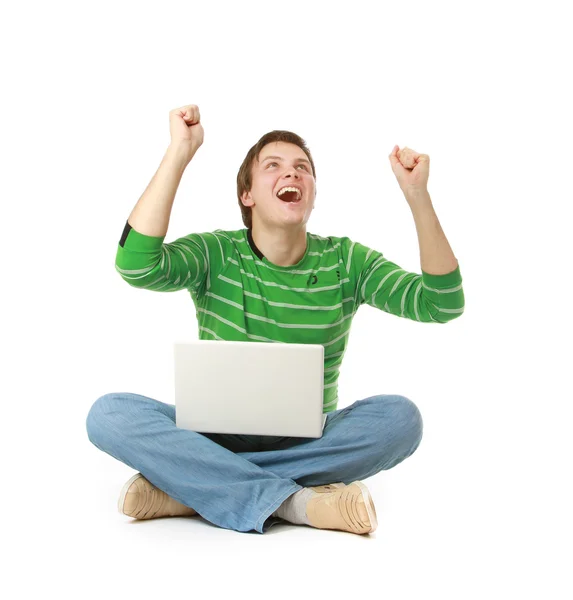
[{"xmin": 241, "ymin": 141, "xmax": 316, "ymax": 228}]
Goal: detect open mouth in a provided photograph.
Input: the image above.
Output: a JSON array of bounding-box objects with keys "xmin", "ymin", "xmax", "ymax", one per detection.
[{"xmin": 276, "ymin": 187, "xmax": 302, "ymax": 203}]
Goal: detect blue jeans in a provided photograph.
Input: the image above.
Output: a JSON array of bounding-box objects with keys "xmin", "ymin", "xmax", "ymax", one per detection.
[{"xmin": 86, "ymin": 392, "xmax": 423, "ymax": 533}]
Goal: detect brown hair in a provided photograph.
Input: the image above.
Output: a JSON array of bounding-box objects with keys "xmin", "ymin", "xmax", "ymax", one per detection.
[{"xmin": 236, "ymin": 130, "xmax": 316, "ymax": 229}]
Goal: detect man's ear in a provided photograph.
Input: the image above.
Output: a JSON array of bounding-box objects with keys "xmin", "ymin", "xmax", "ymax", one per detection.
[{"xmin": 241, "ymin": 190, "xmax": 253, "ymax": 207}]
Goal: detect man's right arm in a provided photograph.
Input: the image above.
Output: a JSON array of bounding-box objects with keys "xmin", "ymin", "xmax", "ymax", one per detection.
[
  {"xmin": 115, "ymin": 103, "xmax": 210, "ymax": 293},
  {"xmin": 127, "ymin": 143, "xmax": 195, "ymax": 237},
  {"xmin": 115, "ymin": 144, "xmax": 210, "ymax": 294}
]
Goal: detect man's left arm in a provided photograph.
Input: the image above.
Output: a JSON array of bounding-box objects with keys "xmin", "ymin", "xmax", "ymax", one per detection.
[
  {"xmin": 357, "ymin": 145, "xmax": 464, "ymax": 323},
  {"xmin": 406, "ymin": 189, "xmax": 459, "ymax": 276}
]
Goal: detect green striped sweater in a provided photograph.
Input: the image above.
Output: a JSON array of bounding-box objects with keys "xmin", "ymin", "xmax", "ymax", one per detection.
[{"xmin": 116, "ymin": 221, "xmax": 465, "ymax": 412}]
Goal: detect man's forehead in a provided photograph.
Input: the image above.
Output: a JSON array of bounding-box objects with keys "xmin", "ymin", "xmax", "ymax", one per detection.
[{"xmin": 258, "ymin": 142, "xmax": 308, "ymax": 163}]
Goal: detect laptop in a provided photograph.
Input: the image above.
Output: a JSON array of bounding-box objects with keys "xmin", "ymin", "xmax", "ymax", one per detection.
[{"xmin": 174, "ymin": 340, "xmax": 327, "ymax": 438}]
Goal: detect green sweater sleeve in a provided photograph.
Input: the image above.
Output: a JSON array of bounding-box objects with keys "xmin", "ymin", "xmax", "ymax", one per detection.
[
  {"xmin": 114, "ymin": 221, "xmax": 214, "ymax": 294},
  {"xmin": 349, "ymin": 239, "xmax": 465, "ymax": 324}
]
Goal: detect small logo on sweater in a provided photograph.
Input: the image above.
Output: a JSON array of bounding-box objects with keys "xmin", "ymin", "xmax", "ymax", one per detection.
[{"xmin": 308, "ymin": 271, "xmax": 340, "ymax": 286}]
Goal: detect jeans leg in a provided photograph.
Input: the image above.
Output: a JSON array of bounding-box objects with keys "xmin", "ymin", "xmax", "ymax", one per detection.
[
  {"xmin": 86, "ymin": 393, "xmax": 301, "ymax": 533},
  {"xmin": 238, "ymin": 394, "xmax": 424, "ymax": 488}
]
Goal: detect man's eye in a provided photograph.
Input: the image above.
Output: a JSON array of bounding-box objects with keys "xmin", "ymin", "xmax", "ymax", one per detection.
[{"xmin": 266, "ymin": 162, "xmax": 307, "ymax": 170}]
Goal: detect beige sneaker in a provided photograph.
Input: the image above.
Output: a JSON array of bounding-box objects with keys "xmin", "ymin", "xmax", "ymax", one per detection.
[
  {"xmin": 306, "ymin": 481, "xmax": 378, "ymax": 534},
  {"xmin": 118, "ymin": 473, "xmax": 198, "ymax": 519},
  {"xmin": 118, "ymin": 476, "xmax": 347, "ymax": 521}
]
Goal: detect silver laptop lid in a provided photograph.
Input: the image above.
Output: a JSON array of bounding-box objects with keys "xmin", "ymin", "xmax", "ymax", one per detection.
[{"xmin": 174, "ymin": 340, "xmax": 325, "ymax": 437}]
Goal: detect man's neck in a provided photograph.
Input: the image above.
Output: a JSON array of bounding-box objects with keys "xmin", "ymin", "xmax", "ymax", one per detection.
[{"xmin": 250, "ymin": 225, "xmax": 308, "ymax": 267}]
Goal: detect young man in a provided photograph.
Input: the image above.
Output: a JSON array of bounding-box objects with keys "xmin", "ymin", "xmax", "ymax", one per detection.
[{"xmin": 86, "ymin": 104, "xmax": 464, "ymax": 535}]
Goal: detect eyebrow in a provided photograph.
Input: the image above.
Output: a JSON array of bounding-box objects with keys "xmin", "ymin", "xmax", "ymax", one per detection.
[{"xmin": 260, "ymin": 155, "xmax": 311, "ymax": 166}]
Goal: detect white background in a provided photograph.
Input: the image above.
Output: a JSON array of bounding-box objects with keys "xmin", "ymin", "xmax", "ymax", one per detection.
[{"xmin": 3, "ymin": 0, "xmax": 572, "ymax": 598}]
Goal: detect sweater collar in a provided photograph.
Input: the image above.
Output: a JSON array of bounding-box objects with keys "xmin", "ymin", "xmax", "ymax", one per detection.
[{"xmin": 247, "ymin": 228, "xmax": 264, "ymax": 259}]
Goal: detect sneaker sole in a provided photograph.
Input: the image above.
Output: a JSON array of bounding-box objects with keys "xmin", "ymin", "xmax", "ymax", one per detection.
[
  {"xmin": 118, "ymin": 472, "xmax": 144, "ymax": 515},
  {"xmin": 351, "ymin": 481, "xmax": 378, "ymax": 533}
]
